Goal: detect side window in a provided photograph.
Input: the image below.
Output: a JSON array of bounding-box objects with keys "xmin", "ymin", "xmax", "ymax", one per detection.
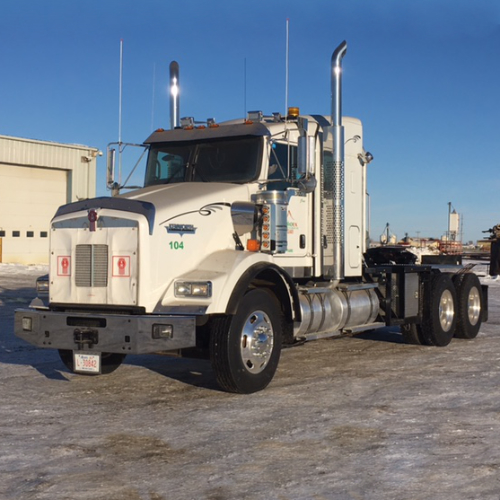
[{"xmin": 268, "ymin": 143, "xmax": 297, "ymax": 189}]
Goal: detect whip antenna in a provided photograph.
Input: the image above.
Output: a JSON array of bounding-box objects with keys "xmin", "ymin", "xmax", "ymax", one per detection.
[
  {"xmin": 118, "ymin": 39, "xmax": 124, "ymax": 184},
  {"xmin": 151, "ymin": 63, "xmax": 156, "ymax": 131},
  {"xmin": 285, "ymin": 18, "xmax": 289, "ymax": 117},
  {"xmin": 244, "ymin": 57, "xmax": 247, "ymax": 120}
]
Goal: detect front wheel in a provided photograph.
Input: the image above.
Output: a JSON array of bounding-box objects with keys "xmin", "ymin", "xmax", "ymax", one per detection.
[{"xmin": 210, "ymin": 288, "xmax": 283, "ymax": 394}]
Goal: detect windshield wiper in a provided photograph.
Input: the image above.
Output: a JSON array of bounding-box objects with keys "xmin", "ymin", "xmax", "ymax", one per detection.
[{"xmin": 162, "ymin": 163, "xmax": 187, "ymax": 184}]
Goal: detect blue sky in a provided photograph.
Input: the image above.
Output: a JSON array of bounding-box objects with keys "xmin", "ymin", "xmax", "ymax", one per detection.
[{"xmin": 1, "ymin": 0, "xmax": 499, "ymax": 243}]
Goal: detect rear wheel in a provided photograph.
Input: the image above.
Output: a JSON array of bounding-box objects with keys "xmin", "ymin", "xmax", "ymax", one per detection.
[
  {"xmin": 58, "ymin": 350, "xmax": 126, "ymax": 375},
  {"xmin": 210, "ymin": 288, "xmax": 282, "ymax": 394},
  {"xmin": 421, "ymin": 273, "xmax": 457, "ymax": 347},
  {"xmin": 453, "ymin": 273, "xmax": 483, "ymax": 339}
]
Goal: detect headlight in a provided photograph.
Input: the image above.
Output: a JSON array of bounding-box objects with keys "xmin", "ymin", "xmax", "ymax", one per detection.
[{"xmin": 174, "ymin": 281, "xmax": 212, "ymax": 298}]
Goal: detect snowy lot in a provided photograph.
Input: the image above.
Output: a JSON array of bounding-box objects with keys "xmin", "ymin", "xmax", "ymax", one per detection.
[{"xmin": 1, "ymin": 262, "xmax": 500, "ymax": 500}]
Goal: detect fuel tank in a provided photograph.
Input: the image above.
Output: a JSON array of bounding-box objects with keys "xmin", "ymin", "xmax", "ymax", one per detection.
[{"xmin": 295, "ymin": 283, "xmax": 379, "ymax": 338}]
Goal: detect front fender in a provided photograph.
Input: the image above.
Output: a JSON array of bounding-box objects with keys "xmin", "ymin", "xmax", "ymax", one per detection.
[{"xmin": 155, "ymin": 250, "xmax": 299, "ymax": 319}]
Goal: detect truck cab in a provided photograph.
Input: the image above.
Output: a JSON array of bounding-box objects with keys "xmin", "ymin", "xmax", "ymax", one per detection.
[{"xmin": 15, "ymin": 41, "xmax": 487, "ymax": 394}]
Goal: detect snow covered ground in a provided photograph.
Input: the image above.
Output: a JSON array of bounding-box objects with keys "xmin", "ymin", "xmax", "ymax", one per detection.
[{"xmin": 1, "ymin": 262, "xmax": 500, "ymax": 500}]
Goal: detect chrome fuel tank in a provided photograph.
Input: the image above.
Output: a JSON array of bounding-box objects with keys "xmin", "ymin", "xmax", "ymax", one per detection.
[{"xmin": 295, "ymin": 283, "xmax": 379, "ymax": 338}]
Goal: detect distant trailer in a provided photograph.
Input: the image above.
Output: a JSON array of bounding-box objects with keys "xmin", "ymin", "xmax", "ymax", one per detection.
[
  {"xmin": 0, "ymin": 135, "xmax": 99, "ymax": 264},
  {"xmin": 439, "ymin": 240, "xmax": 463, "ymax": 255}
]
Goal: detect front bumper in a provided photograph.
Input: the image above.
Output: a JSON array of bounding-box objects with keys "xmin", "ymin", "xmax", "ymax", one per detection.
[{"xmin": 14, "ymin": 308, "xmax": 196, "ymax": 354}]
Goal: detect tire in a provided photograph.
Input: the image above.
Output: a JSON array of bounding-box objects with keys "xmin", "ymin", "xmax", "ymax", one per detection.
[
  {"xmin": 420, "ymin": 273, "xmax": 457, "ymax": 347},
  {"xmin": 210, "ymin": 288, "xmax": 282, "ymax": 394},
  {"xmin": 452, "ymin": 273, "xmax": 483, "ymax": 339},
  {"xmin": 401, "ymin": 323, "xmax": 425, "ymax": 345},
  {"xmin": 58, "ymin": 350, "xmax": 126, "ymax": 375}
]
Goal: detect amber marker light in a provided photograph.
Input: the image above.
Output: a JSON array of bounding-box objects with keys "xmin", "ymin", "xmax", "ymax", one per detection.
[{"xmin": 247, "ymin": 239, "xmax": 260, "ymax": 252}]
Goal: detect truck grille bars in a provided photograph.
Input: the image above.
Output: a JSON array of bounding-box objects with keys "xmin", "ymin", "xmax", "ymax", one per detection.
[{"xmin": 75, "ymin": 244, "xmax": 109, "ymax": 288}]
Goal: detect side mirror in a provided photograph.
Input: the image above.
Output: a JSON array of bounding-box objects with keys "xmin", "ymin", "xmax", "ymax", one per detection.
[{"xmin": 298, "ymin": 135, "xmax": 316, "ymax": 176}]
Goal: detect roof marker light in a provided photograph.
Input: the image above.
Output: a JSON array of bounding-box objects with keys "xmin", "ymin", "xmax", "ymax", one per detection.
[
  {"xmin": 247, "ymin": 111, "xmax": 263, "ymax": 122},
  {"xmin": 180, "ymin": 117, "xmax": 195, "ymax": 129}
]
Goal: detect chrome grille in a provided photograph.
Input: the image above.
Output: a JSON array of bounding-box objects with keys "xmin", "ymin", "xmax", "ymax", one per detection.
[{"xmin": 75, "ymin": 244, "xmax": 108, "ymax": 287}]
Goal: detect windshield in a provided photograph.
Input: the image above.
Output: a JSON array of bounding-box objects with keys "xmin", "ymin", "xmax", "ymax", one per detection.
[{"xmin": 144, "ymin": 136, "xmax": 262, "ymax": 187}]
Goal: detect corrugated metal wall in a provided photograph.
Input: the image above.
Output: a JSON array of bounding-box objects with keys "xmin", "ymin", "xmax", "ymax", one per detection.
[
  {"xmin": 0, "ymin": 135, "xmax": 98, "ymax": 202},
  {"xmin": 0, "ymin": 135, "xmax": 99, "ymax": 264}
]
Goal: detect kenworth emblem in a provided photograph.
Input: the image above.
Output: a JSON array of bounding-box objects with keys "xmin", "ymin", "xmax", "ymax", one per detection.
[
  {"xmin": 88, "ymin": 209, "xmax": 98, "ymax": 232},
  {"xmin": 166, "ymin": 224, "xmax": 196, "ymax": 235}
]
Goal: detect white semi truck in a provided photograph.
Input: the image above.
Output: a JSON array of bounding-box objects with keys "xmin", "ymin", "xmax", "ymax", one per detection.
[{"xmin": 15, "ymin": 41, "xmax": 487, "ymax": 393}]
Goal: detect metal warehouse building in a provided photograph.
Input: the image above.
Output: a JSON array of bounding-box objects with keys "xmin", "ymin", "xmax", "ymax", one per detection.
[{"xmin": 0, "ymin": 135, "xmax": 99, "ymax": 264}]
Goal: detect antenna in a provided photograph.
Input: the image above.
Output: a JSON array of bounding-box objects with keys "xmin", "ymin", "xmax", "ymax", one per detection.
[
  {"xmin": 285, "ymin": 18, "xmax": 289, "ymax": 116},
  {"xmin": 151, "ymin": 62, "xmax": 156, "ymax": 131},
  {"xmin": 244, "ymin": 57, "xmax": 247, "ymax": 120},
  {"xmin": 118, "ymin": 39, "xmax": 124, "ymax": 185}
]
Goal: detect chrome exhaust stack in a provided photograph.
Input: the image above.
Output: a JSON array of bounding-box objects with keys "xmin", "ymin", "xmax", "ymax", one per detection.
[
  {"xmin": 169, "ymin": 61, "xmax": 180, "ymax": 129},
  {"xmin": 330, "ymin": 40, "xmax": 347, "ymax": 281}
]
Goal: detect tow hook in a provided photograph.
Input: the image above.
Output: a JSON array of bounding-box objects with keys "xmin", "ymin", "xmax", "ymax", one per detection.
[{"xmin": 74, "ymin": 328, "xmax": 99, "ymax": 348}]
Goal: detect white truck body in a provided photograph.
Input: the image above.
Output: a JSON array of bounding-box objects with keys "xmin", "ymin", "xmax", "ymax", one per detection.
[{"xmin": 15, "ymin": 42, "xmax": 487, "ymax": 393}]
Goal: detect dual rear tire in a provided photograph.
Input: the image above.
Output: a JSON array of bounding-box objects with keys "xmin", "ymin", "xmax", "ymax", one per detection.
[
  {"xmin": 453, "ymin": 273, "xmax": 483, "ymax": 339},
  {"xmin": 401, "ymin": 272, "xmax": 483, "ymax": 347}
]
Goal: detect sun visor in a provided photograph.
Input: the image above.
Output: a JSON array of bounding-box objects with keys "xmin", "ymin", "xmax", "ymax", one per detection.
[{"xmin": 145, "ymin": 122, "xmax": 270, "ymax": 144}]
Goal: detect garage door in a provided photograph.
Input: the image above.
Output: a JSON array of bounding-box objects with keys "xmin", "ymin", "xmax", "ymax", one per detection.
[{"xmin": 0, "ymin": 164, "xmax": 67, "ymax": 264}]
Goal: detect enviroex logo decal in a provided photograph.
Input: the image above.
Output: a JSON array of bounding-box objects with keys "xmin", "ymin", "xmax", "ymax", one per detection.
[
  {"xmin": 161, "ymin": 202, "xmax": 231, "ymax": 235},
  {"xmin": 166, "ymin": 224, "xmax": 196, "ymax": 235}
]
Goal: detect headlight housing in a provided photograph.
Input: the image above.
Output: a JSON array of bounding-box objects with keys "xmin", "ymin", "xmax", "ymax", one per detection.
[{"xmin": 174, "ymin": 281, "xmax": 212, "ymax": 298}]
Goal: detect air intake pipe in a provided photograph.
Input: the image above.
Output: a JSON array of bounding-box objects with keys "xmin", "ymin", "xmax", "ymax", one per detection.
[
  {"xmin": 169, "ymin": 61, "xmax": 180, "ymax": 129},
  {"xmin": 331, "ymin": 40, "xmax": 347, "ymax": 281}
]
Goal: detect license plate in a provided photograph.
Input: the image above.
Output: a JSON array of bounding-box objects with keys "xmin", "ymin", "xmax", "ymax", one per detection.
[{"xmin": 73, "ymin": 352, "xmax": 101, "ymax": 374}]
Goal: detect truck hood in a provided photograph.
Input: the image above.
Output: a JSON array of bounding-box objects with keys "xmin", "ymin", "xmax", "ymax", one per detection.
[
  {"xmin": 120, "ymin": 182, "xmax": 256, "ymax": 311},
  {"xmin": 121, "ymin": 182, "xmax": 253, "ymax": 232}
]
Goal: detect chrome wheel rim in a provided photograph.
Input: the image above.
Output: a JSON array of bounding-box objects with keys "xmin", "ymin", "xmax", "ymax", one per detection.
[
  {"xmin": 467, "ymin": 286, "xmax": 481, "ymax": 326},
  {"xmin": 240, "ymin": 310, "xmax": 274, "ymax": 374},
  {"xmin": 439, "ymin": 289, "xmax": 455, "ymax": 332}
]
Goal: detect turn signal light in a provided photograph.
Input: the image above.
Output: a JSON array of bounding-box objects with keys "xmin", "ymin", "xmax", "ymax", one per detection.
[
  {"xmin": 22, "ymin": 317, "xmax": 33, "ymax": 332},
  {"xmin": 247, "ymin": 239, "xmax": 260, "ymax": 252},
  {"xmin": 152, "ymin": 324, "xmax": 173, "ymax": 339}
]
